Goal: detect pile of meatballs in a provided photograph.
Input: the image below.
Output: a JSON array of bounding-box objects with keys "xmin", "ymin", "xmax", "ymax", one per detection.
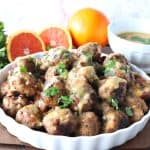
[{"xmin": 0, "ymin": 42, "xmax": 150, "ymax": 136}]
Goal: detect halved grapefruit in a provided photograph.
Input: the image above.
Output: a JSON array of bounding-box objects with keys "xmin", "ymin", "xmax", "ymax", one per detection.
[
  {"xmin": 39, "ymin": 26, "xmax": 72, "ymax": 50},
  {"xmin": 7, "ymin": 31, "xmax": 45, "ymax": 61}
]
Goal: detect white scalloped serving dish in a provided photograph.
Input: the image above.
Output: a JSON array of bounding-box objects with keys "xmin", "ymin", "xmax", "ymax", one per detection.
[{"xmin": 0, "ymin": 52, "xmax": 150, "ymax": 150}]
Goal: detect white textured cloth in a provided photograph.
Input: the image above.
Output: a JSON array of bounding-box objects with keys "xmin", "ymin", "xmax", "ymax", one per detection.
[{"xmin": 0, "ymin": 0, "xmax": 150, "ymax": 34}]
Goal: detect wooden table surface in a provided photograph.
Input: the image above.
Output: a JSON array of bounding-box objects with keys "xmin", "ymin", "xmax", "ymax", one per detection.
[{"xmin": 0, "ymin": 47, "xmax": 150, "ymax": 150}]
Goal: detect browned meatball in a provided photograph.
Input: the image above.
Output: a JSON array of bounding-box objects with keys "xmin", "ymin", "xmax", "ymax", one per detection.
[
  {"xmin": 67, "ymin": 76, "xmax": 97, "ymax": 113},
  {"xmin": 130, "ymin": 72, "xmax": 150, "ymax": 101},
  {"xmin": 16, "ymin": 56, "xmax": 36, "ymax": 73},
  {"xmin": 34, "ymin": 93, "xmax": 49, "ymax": 112},
  {"xmin": 76, "ymin": 112, "xmax": 101, "ymax": 136},
  {"xmin": 98, "ymin": 76, "xmax": 127, "ymax": 102},
  {"xmin": 75, "ymin": 42, "xmax": 101, "ymax": 66},
  {"xmin": 103, "ymin": 110, "xmax": 129, "ymax": 133},
  {"xmin": 0, "ymin": 81, "xmax": 10, "ymax": 97},
  {"xmin": 73, "ymin": 66, "xmax": 99, "ymax": 86},
  {"xmin": 16, "ymin": 104, "xmax": 42, "ymax": 129},
  {"xmin": 45, "ymin": 66, "xmax": 58, "ymax": 81},
  {"xmin": 2, "ymin": 93, "xmax": 28, "ymax": 117},
  {"xmin": 103, "ymin": 53, "xmax": 131, "ymax": 81},
  {"xmin": 41, "ymin": 77, "xmax": 66, "ymax": 107},
  {"xmin": 43, "ymin": 107, "xmax": 77, "ymax": 135},
  {"xmin": 126, "ymin": 96, "xmax": 148, "ymax": 122},
  {"xmin": 41, "ymin": 47, "xmax": 73, "ymax": 68},
  {"xmin": 8, "ymin": 71, "xmax": 41, "ymax": 96}
]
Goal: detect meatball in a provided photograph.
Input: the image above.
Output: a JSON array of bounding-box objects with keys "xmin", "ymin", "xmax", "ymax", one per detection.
[
  {"xmin": 42, "ymin": 47, "xmax": 73, "ymax": 67},
  {"xmin": 34, "ymin": 93, "xmax": 49, "ymax": 112},
  {"xmin": 75, "ymin": 42, "xmax": 101, "ymax": 66},
  {"xmin": 2, "ymin": 93, "xmax": 28, "ymax": 117},
  {"xmin": 16, "ymin": 104, "xmax": 42, "ymax": 129},
  {"xmin": 126, "ymin": 96, "xmax": 148, "ymax": 122},
  {"xmin": 98, "ymin": 76, "xmax": 127, "ymax": 102},
  {"xmin": 7, "ymin": 71, "xmax": 41, "ymax": 96},
  {"xmin": 41, "ymin": 77, "xmax": 66, "ymax": 107},
  {"xmin": 45, "ymin": 66, "xmax": 58, "ymax": 81},
  {"xmin": 76, "ymin": 112, "xmax": 101, "ymax": 136},
  {"xmin": 67, "ymin": 76, "xmax": 97, "ymax": 113},
  {"xmin": 16, "ymin": 56, "xmax": 36, "ymax": 73},
  {"xmin": 103, "ymin": 110, "xmax": 129, "ymax": 133},
  {"xmin": 43, "ymin": 107, "xmax": 77, "ymax": 135},
  {"xmin": 103, "ymin": 53, "xmax": 131, "ymax": 81},
  {"xmin": 0, "ymin": 81, "xmax": 10, "ymax": 97},
  {"xmin": 75, "ymin": 66, "xmax": 99, "ymax": 86},
  {"xmin": 130, "ymin": 73, "xmax": 150, "ymax": 101}
]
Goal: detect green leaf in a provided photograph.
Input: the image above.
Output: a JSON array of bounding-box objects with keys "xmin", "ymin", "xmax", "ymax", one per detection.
[
  {"xmin": 57, "ymin": 63, "xmax": 68, "ymax": 78},
  {"xmin": 43, "ymin": 87, "xmax": 60, "ymax": 97},
  {"xmin": 109, "ymin": 97, "xmax": 119, "ymax": 110},
  {"xmin": 125, "ymin": 106, "xmax": 133, "ymax": 117},
  {"xmin": 104, "ymin": 60, "xmax": 116, "ymax": 76},
  {"xmin": 0, "ymin": 22, "xmax": 4, "ymax": 31},
  {"xmin": 19, "ymin": 66, "xmax": 28, "ymax": 73},
  {"xmin": 59, "ymin": 95, "xmax": 73, "ymax": 108},
  {"xmin": 0, "ymin": 47, "xmax": 9, "ymax": 68}
]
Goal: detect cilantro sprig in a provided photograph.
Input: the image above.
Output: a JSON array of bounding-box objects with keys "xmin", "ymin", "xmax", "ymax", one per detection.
[
  {"xmin": 109, "ymin": 97, "xmax": 119, "ymax": 110},
  {"xmin": 19, "ymin": 66, "xmax": 28, "ymax": 73},
  {"xmin": 59, "ymin": 95, "xmax": 73, "ymax": 108},
  {"xmin": 104, "ymin": 59, "xmax": 116, "ymax": 76},
  {"xmin": 43, "ymin": 87, "xmax": 60, "ymax": 97},
  {"xmin": 125, "ymin": 106, "xmax": 133, "ymax": 117},
  {"xmin": 57, "ymin": 63, "xmax": 68, "ymax": 78}
]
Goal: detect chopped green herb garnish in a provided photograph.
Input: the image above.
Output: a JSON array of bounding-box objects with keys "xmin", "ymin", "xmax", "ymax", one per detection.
[
  {"xmin": 59, "ymin": 95, "xmax": 73, "ymax": 108},
  {"xmin": 57, "ymin": 63, "xmax": 68, "ymax": 78},
  {"xmin": 19, "ymin": 66, "xmax": 28, "ymax": 73},
  {"xmin": 109, "ymin": 97, "xmax": 119, "ymax": 110},
  {"xmin": 104, "ymin": 59, "xmax": 116, "ymax": 76},
  {"xmin": 43, "ymin": 87, "xmax": 60, "ymax": 97},
  {"xmin": 125, "ymin": 106, "xmax": 133, "ymax": 117}
]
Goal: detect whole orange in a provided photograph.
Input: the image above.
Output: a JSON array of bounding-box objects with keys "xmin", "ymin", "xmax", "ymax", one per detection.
[{"xmin": 68, "ymin": 8, "xmax": 109, "ymax": 47}]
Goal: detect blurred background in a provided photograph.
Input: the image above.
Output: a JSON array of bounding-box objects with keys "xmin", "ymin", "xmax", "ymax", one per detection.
[{"xmin": 0, "ymin": 0, "xmax": 150, "ymax": 34}]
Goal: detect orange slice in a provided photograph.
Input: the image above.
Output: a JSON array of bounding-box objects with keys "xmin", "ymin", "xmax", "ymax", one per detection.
[
  {"xmin": 39, "ymin": 26, "xmax": 72, "ymax": 49},
  {"xmin": 7, "ymin": 30, "xmax": 45, "ymax": 61}
]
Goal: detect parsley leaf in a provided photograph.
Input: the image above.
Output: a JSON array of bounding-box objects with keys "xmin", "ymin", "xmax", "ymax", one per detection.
[
  {"xmin": 59, "ymin": 95, "xmax": 73, "ymax": 108},
  {"xmin": 125, "ymin": 106, "xmax": 133, "ymax": 117},
  {"xmin": 57, "ymin": 63, "xmax": 68, "ymax": 78},
  {"xmin": 104, "ymin": 60, "xmax": 116, "ymax": 76},
  {"xmin": 109, "ymin": 97, "xmax": 119, "ymax": 110},
  {"xmin": 19, "ymin": 66, "xmax": 28, "ymax": 73},
  {"xmin": 43, "ymin": 87, "xmax": 60, "ymax": 97}
]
